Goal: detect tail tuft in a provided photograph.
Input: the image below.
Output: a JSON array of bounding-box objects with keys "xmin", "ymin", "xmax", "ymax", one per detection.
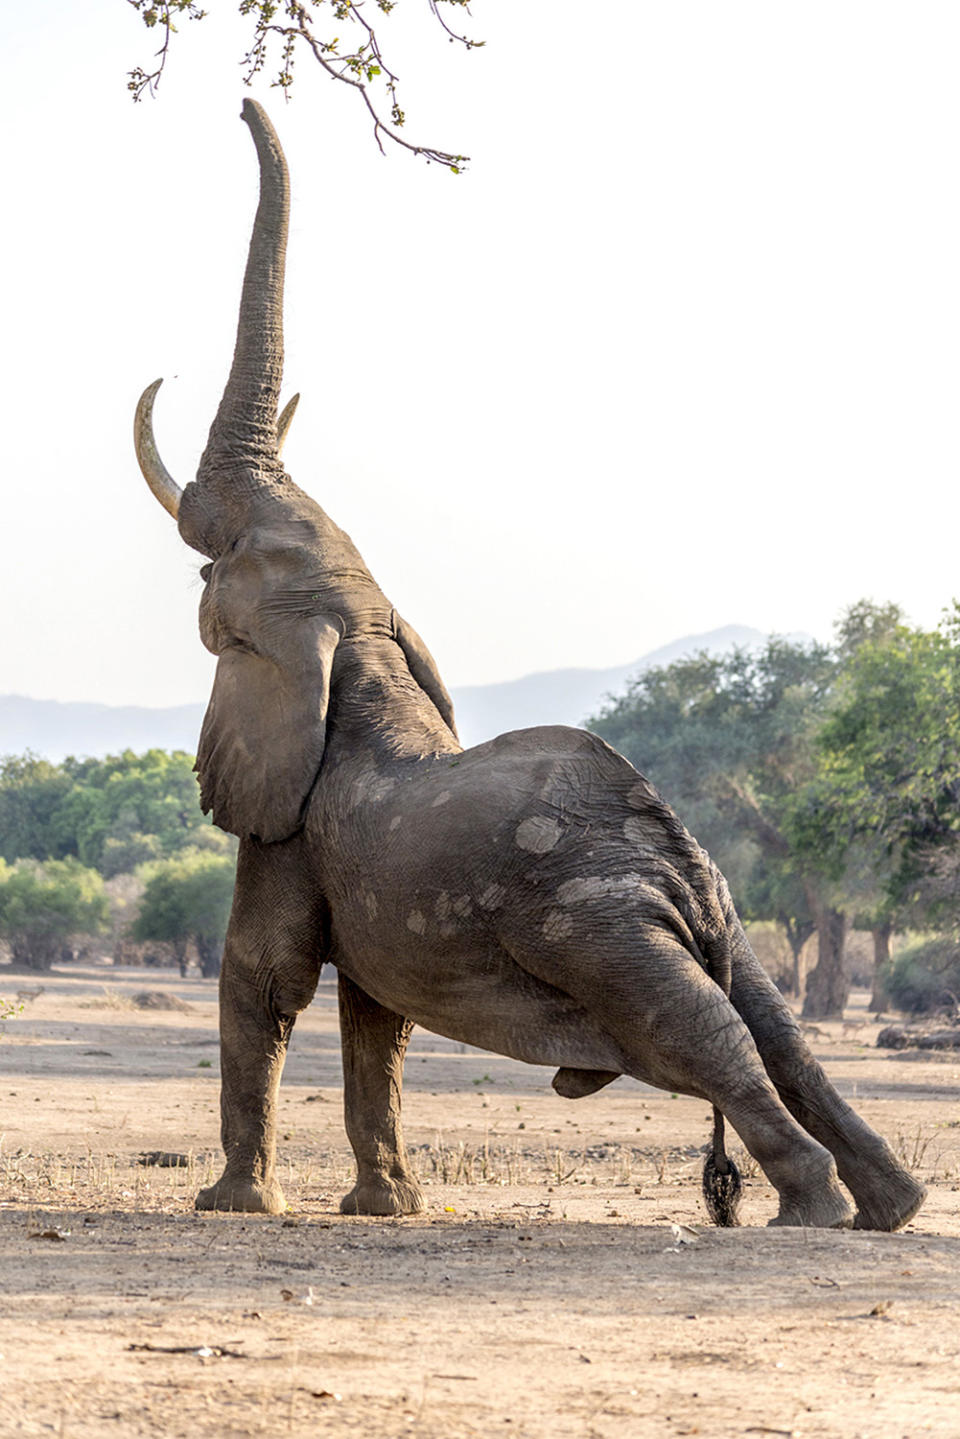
[
  {"xmin": 702, "ymin": 1150, "xmax": 743, "ymax": 1227},
  {"xmin": 702, "ymin": 1107, "xmax": 743, "ymax": 1227}
]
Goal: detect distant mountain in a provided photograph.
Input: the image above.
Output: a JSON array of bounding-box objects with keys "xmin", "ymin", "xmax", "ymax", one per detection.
[
  {"xmin": 0, "ymin": 624, "xmax": 790, "ymax": 762},
  {"xmin": 0, "ymin": 695, "xmax": 206, "ymax": 765},
  {"xmin": 451, "ymin": 624, "xmax": 775, "ymax": 748}
]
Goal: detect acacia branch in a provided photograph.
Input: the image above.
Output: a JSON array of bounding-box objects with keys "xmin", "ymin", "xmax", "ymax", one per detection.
[
  {"xmin": 426, "ymin": 0, "xmax": 482, "ymax": 49},
  {"xmin": 126, "ymin": 1, "xmax": 208, "ymax": 99},
  {"xmin": 721, "ymin": 777, "xmax": 792, "ymax": 859},
  {"xmin": 126, "ymin": 0, "xmax": 476, "ymax": 173},
  {"xmin": 275, "ymin": 20, "xmax": 466, "ymax": 167}
]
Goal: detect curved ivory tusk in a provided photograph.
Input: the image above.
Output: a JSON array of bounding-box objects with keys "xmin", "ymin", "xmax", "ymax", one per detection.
[
  {"xmin": 134, "ymin": 379, "xmax": 183, "ymax": 520},
  {"xmin": 277, "ymin": 392, "xmax": 300, "ymax": 455}
]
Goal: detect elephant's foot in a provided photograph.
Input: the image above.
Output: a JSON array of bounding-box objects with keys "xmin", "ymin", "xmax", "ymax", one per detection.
[
  {"xmin": 765, "ymin": 1150, "xmax": 853, "ymax": 1229},
  {"xmin": 853, "ymin": 1172, "xmax": 926, "ymax": 1232},
  {"xmin": 767, "ymin": 1182, "xmax": 852, "ymax": 1230},
  {"xmin": 196, "ymin": 1171, "xmax": 287, "ymax": 1215},
  {"xmin": 340, "ymin": 1172, "xmax": 424, "ymax": 1217}
]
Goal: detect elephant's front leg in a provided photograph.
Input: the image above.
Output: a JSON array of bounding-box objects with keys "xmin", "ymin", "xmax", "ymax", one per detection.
[
  {"xmin": 337, "ymin": 971, "xmax": 424, "ymax": 1216},
  {"xmin": 195, "ymin": 940, "xmax": 304, "ymax": 1215},
  {"xmin": 196, "ymin": 841, "xmax": 325, "ymax": 1214}
]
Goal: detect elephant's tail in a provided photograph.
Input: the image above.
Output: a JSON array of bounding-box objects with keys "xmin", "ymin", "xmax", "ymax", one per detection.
[
  {"xmin": 702, "ymin": 1107, "xmax": 743, "ymax": 1227},
  {"xmin": 699, "ymin": 914, "xmax": 743, "ymax": 1227}
]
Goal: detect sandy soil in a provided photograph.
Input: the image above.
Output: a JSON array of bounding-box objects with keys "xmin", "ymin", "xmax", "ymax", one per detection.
[{"xmin": 1, "ymin": 965, "xmax": 958, "ymax": 1439}]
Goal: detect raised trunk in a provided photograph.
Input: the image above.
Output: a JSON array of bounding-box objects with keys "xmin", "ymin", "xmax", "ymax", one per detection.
[
  {"xmin": 869, "ymin": 922, "xmax": 893, "ymax": 1012},
  {"xmin": 802, "ymin": 907, "xmax": 850, "ymax": 1020},
  {"xmin": 198, "ymin": 100, "xmax": 289, "ymax": 484}
]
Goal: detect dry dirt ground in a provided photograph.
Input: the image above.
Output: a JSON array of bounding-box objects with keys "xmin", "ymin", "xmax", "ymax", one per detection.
[{"xmin": 1, "ymin": 966, "xmax": 958, "ymax": 1439}]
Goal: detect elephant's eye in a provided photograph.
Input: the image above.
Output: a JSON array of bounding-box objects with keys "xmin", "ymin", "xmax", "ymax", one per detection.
[{"xmin": 200, "ymin": 564, "xmax": 213, "ymax": 583}]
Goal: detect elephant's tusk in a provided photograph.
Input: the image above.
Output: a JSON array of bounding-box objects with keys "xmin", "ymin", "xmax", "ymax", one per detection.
[
  {"xmin": 134, "ymin": 378, "xmax": 183, "ymax": 521},
  {"xmin": 277, "ymin": 392, "xmax": 300, "ymax": 456}
]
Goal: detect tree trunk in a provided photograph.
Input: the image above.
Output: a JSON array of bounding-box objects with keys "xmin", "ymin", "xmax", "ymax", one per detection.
[
  {"xmin": 197, "ymin": 938, "xmax": 221, "ymax": 980},
  {"xmin": 782, "ymin": 916, "xmax": 815, "ymax": 1000},
  {"xmin": 802, "ymin": 908, "xmax": 850, "ymax": 1020},
  {"xmin": 869, "ymin": 923, "xmax": 893, "ymax": 1013},
  {"xmin": 11, "ymin": 940, "xmax": 54, "ymax": 972},
  {"xmin": 175, "ymin": 940, "xmax": 189, "ymax": 978}
]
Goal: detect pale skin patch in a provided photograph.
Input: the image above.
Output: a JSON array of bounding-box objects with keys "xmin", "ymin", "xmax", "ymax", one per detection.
[
  {"xmin": 389, "ymin": 815, "xmax": 402, "ymax": 831},
  {"xmin": 406, "ymin": 911, "xmax": 427, "ymax": 935},
  {"xmin": 435, "ymin": 892, "xmax": 451, "ymax": 921},
  {"xmin": 542, "ymin": 910, "xmax": 574, "ymax": 941},
  {"xmin": 556, "ymin": 874, "xmax": 642, "ymax": 906},
  {"xmin": 346, "ymin": 771, "xmax": 398, "ymax": 813},
  {"xmin": 478, "ymin": 885, "xmax": 506, "ymax": 911},
  {"xmin": 364, "ymin": 892, "xmax": 379, "ymax": 919},
  {"xmin": 515, "ymin": 816, "xmax": 563, "ymax": 854},
  {"xmin": 431, "ymin": 791, "xmax": 452, "ymax": 808},
  {"xmin": 451, "ymin": 895, "xmax": 472, "ymax": 918}
]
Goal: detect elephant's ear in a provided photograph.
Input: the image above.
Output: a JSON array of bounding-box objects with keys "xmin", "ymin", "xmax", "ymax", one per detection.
[
  {"xmin": 196, "ymin": 616, "xmax": 343, "ymax": 842},
  {"xmin": 393, "ymin": 611, "xmax": 459, "ymax": 740}
]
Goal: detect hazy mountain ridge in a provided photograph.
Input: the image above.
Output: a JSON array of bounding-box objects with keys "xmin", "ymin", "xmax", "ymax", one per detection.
[{"xmin": 1, "ymin": 625, "xmax": 786, "ymax": 761}]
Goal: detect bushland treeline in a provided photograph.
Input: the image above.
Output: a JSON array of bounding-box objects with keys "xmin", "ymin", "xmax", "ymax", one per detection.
[
  {"xmin": 592, "ymin": 600, "xmax": 960, "ymax": 1019},
  {"xmin": 2, "ymin": 600, "xmax": 959, "ymax": 1010},
  {"xmin": 0, "ymin": 750, "xmax": 235, "ymax": 976}
]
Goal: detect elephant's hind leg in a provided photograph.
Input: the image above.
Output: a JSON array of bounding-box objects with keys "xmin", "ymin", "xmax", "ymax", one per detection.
[
  {"xmin": 597, "ymin": 953, "xmax": 853, "ymax": 1229},
  {"xmin": 728, "ymin": 921, "xmax": 925, "ymax": 1231},
  {"xmin": 337, "ymin": 972, "xmax": 424, "ymax": 1217}
]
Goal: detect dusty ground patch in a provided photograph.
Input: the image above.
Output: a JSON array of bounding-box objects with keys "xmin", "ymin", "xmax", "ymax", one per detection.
[{"xmin": 1, "ymin": 966, "xmax": 959, "ymax": 1437}]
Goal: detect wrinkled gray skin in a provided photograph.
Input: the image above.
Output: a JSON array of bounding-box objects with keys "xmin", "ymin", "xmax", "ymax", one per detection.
[{"xmin": 137, "ymin": 100, "xmax": 925, "ymax": 1232}]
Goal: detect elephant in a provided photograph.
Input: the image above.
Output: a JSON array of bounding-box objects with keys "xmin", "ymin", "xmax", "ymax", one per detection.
[{"xmin": 133, "ymin": 99, "xmax": 925, "ymax": 1233}]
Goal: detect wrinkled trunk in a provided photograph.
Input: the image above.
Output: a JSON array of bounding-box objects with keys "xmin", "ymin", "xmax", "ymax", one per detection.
[
  {"xmin": 198, "ymin": 100, "xmax": 289, "ymax": 487},
  {"xmin": 802, "ymin": 907, "xmax": 850, "ymax": 1020},
  {"xmin": 869, "ymin": 922, "xmax": 893, "ymax": 1013}
]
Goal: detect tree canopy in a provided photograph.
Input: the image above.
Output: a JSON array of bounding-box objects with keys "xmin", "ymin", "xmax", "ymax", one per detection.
[
  {"xmin": 0, "ymin": 859, "xmax": 109, "ymax": 971},
  {"xmin": 132, "ymin": 849, "xmax": 236, "ymax": 977},
  {"xmin": 0, "ymin": 749, "xmax": 222, "ymax": 876},
  {"xmin": 0, "ymin": 749, "xmax": 235, "ymax": 974},
  {"xmin": 0, "ymin": 755, "xmax": 77, "ymax": 866},
  {"xmin": 591, "ymin": 601, "xmax": 960, "ymax": 1018}
]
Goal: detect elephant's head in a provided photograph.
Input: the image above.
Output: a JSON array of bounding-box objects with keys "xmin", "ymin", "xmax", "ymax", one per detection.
[{"xmin": 135, "ymin": 101, "xmax": 456, "ymax": 843}]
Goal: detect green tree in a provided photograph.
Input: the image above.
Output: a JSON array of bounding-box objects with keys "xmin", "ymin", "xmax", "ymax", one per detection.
[
  {"xmin": 52, "ymin": 749, "xmax": 217, "ymax": 873},
  {"xmin": 0, "ymin": 858, "xmax": 109, "ymax": 971},
  {"xmin": 132, "ymin": 849, "xmax": 236, "ymax": 978},
  {"xmin": 0, "ymin": 754, "xmax": 76, "ymax": 863},
  {"xmin": 794, "ymin": 605, "xmax": 960, "ymax": 1006},
  {"xmin": 592, "ymin": 637, "xmax": 842, "ymax": 1010},
  {"xmin": 595, "ymin": 601, "xmax": 960, "ymax": 1019}
]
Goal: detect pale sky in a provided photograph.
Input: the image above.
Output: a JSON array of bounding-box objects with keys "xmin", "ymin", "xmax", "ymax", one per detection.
[{"xmin": 2, "ymin": 3, "xmax": 959, "ymax": 707}]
